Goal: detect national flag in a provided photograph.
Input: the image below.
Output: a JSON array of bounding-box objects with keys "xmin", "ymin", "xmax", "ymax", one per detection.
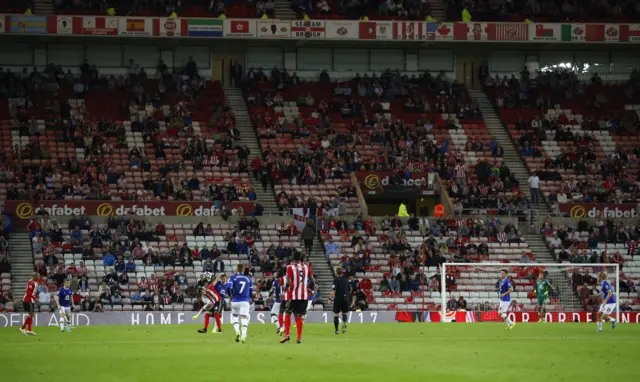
[
  {"xmin": 561, "ymin": 23, "xmax": 604, "ymax": 42},
  {"xmin": 426, "ymin": 22, "xmax": 438, "ymax": 40},
  {"xmin": 453, "ymin": 22, "xmax": 488, "ymax": 40},
  {"xmin": 152, "ymin": 18, "xmax": 187, "ymax": 37},
  {"xmin": 619, "ymin": 24, "xmax": 640, "ymax": 42},
  {"xmin": 465, "ymin": 311, "xmax": 477, "ymax": 322},
  {"xmin": 188, "ymin": 19, "xmax": 223, "ymax": 37},
  {"xmin": 531, "ymin": 23, "xmax": 559, "ymax": 41},
  {"xmin": 9, "ymin": 15, "xmax": 48, "ymax": 34},
  {"xmin": 126, "ymin": 18, "xmax": 145, "ymax": 32},
  {"xmin": 359, "ymin": 21, "xmax": 377, "ymax": 39},
  {"xmin": 493, "ymin": 23, "xmax": 528, "ymax": 41},
  {"xmin": 535, "ymin": 24, "xmax": 554, "ymax": 38},
  {"xmin": 231, "ymin": 20, "xmax": 249, "ymax": 34}
]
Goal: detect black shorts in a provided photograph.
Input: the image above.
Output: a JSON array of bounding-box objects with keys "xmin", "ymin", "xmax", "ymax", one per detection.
[
  {"xmin": 333, "ymin": 298, "xmax": 350, "ymax": 314},
  {"xmin": 279, "ymin": 301, "xmax": 287, "ymax": 315},
  {"xmin": 207, "ymin": 301, "xmax": 224, "ymax": 314},
  {"xmin": 23, "ymin": 302, "xmax": 35, "ymax": 313},
  {"xmin": 286, "ymin": 300, "xmax": 308, "ymax": 316}
]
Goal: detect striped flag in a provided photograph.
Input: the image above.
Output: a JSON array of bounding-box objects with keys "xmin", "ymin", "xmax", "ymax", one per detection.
[
  {"xmin": 393, "ymin": 21, "xmax": 425, "ymax": 40},
  {"xmin": 492, "ymin": 23, "xmax": 528, "ymax": 41}
]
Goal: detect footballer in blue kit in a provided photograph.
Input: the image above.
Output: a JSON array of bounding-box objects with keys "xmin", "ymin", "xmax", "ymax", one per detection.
[
  {"xmin": 498, "ymin": 269, "xmax": 515, "ymax": 329},
  {"xmin": 227, "ymin": 264, "xmax": 253, "ymax": 343},
  {"xmin": 269, "ymin": 273, "xmax": 284, "ymax": 333},
  {"xmin": 55, "ymin": 279, "xmax": 73, "ymax": 332},
  {"xmin": 596, "ymin": 272, "xmax": 617, "ymax": 332}
]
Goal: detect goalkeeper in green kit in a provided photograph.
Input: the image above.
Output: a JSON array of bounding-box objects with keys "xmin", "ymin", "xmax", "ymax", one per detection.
[{"xmin": 533, "ymin": 271, "xmax": 553, "ymax": 322}]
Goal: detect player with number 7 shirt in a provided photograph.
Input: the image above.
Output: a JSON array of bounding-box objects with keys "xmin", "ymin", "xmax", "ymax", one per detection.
[{"xmin": 280, "ymin": 251, "xmax": 315, "ymax": 344}]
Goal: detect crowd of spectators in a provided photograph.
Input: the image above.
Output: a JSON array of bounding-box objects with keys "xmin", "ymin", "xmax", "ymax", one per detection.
[
  {"xmin": 0, "ymin": 213, "xmax": 11, "ymax": 311},
  {"xmin": 290, "ymin": 0, "xmax": 434, "ymax": 20},
  {"xmin": 1, "ymin": 56, "xmax": 254, "ymax": 206},
  {"xmin": 326, "ymin": 215, "xmax": 527, "ymax": 311},
  {"xmin": 447, "ymin": 0, "xmax": 640, "ymax": 22},
  {"xmin": 542, "ymin": 218, "xmax": 640, "ymax": 264},
  {"xmin": 245, "ymin": 69, "xmax": 491, "ymax": 214},
  {"xmin": 25, "ymin": 210, "xmax": 322, "ymax": 311},
  {"xmin": 486, "ymin": 68, "xmax": 640, "ymax": 208}
]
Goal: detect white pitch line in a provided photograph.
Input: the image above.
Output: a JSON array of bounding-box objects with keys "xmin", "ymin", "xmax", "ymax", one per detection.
[{"xmin": 1, "ymin": 335, "xmax": 636, "ymax": 346}]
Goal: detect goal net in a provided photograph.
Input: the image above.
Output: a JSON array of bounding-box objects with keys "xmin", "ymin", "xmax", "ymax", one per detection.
[{"xmin": 439, "ymin": 263, "xmax": 620, "ymax": 323}]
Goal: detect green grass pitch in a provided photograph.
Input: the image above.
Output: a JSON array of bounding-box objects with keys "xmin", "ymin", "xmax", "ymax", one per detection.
[{"xmin": 1, "ymin": 323, "xmax": 637, "ymax": 381}]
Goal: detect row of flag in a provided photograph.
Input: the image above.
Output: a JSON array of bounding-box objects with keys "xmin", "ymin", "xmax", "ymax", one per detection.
[{"xmin": 1, "ymin": 15, "xmax": 639, "ymax": 42}]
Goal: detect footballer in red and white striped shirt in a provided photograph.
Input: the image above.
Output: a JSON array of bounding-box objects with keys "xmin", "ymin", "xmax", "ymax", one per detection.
[
  {"xmin": 280, "ymin": 252, "xmax": 315, "ymax": 344},
  {"xmin": 20, "ymin": 273, "xmax": 40, "ymax": 336}
]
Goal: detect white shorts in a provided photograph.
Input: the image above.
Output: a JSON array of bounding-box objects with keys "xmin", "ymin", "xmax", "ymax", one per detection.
[
  {"xmin": 498, "ymin": 301, "xmax": 511, "ymax": 314},
  {"xmin": 598, "ymin": 303, "xmax": 616, "ymax": 315},
  {"xmin": 59, "ymin": 306, "xmax": 71, "ymax": 314},
  {"xmin": 271, "ymin": 302, "xmax": 281, "ymax": 315},
  {"xmin": 231, "ymin": 301, "xmax": 250, "ymax": 317},
  {"xmin": 307, "ymin": 300, "xmax": 313, "ymax": 311}
]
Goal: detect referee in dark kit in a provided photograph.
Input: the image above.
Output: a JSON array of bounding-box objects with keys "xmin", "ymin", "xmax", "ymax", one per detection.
[{"xmin": 330, "ymin": 267, "xmax": 350, "ymax": 335}]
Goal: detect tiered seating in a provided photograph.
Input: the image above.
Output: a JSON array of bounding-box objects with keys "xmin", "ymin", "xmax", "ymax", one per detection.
[
  {"xmin": 447, "ymin": 0, "xmax": 640, "ymax": 22},
  {"xmin": 542, "ymin": 225, "xmax": 640, "ymax": 311},
  {"xmin": 53, "ymin": 0, "xmax": 258, "ymax": 18},
  {"xmin": 0, "ymin": 66, "xmax": 257, "ymax": 208},
  {"xmin": 291, "ymin": 0, "xmax": 433, "ymax": 20},
  {"xmin": 0, "ymin": 0, "xmax": 30, "ymax": 13},
  {"xmin": 31, "ymin": 219, "xmax": 321, "ymax": 312},
  {"xmin": 245, "ymin": 70, "xmax": 498, "ymax": 214},
  {"xmin": 323, "ymin": 218, "xmax": 546, "ymax": 312},
  {"xmin": 485, "ymin": 71, "xmax": 640, "ymax": 207}
]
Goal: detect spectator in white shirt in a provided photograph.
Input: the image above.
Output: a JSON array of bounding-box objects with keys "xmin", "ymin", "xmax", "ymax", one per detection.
[
  {"xmin": 528, "ymin": 172, "xmax": 540, "ymax": 204},
  {"xmin": 548, "ymin": 236, "xmax": 563, "ymax": 249}
]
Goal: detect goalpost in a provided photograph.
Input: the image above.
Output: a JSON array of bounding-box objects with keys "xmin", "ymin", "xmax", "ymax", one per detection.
[{"xmin": 439, "ymin": 263, "xmax": 620, "ymax": 323}]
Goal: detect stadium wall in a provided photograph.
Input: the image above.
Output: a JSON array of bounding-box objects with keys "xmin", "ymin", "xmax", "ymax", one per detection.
[{"xmin": 2, "ymin": 311, "xmax": 640, "ymax": 327}]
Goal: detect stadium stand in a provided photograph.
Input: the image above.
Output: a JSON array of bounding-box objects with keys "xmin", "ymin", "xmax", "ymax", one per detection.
[
  {"xmin": 484, "ymin": 69, "xmax": 640, "ymax": 213},
  {"xmin": 26, "ymin": 215, "xmax": 323, "ymax": 312},
  {"xmin": 52, "ymin": 0, "xmax": 262, "ymax": 18},
  {"xmin": 0, "ymin": 61, "xmax": 257, "ymax": 206},
  {"xmin": 322, "ymin": 216, "xmax": 544, "ymax": 312},
  {"xmin": 541, "ymin": 220, "xmax": 640, "ymax": 311},
  {"xmin": 446, "ymin": 0, "xmax": 640, "ymax": 22},
  {"xmin": 243, "ymin": 68, "xmax": 517, "ymax": 216}
]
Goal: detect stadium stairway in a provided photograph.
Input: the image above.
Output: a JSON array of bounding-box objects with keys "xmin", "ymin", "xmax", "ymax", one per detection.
[
  {"xmin": 309, "ymin": 239, "xmax": 333, "ymax": 306},
  {"xmin": 274, "ymin": 0, "xmax": 297, "ymax": 19},
  {"xmin": 224, "ymin": 87, "xmax": 280, "ymax": 215},
  {"xmin": 522, "ymin": 233, "xmax": 582, "ymax": 311},
  {"xmin": 33, "ymin": 0, "xmax": 54, "ymax": 14},
  {"xmin": 9, "ymin": 233, "xmax": 35, "ymax": 304},
  {"xmin": 427, "ymin": 0, "xmax": 447, "ymax": 20},
  {"xmin": 468, "ymin": 89, "xmax": 550, "ymax": 223}
]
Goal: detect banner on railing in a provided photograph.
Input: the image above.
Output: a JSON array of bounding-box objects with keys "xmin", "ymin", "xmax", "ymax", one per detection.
[
  {"xmin": 224, "ymin": 19, "xmax": 256, "ymax": 37},
  {"xmin": 152, "ymin": 17, "xmax": 187, "ymax": 37},
  {"xmin": 257, "ymin": 20, "xmax": 290, "ymax": 38},
  {"xmin": 396, "ymin": 311, "xmax": 640, "ymax": 323},
  {"xmin": 326, "ymin": 20, "xmax": 358, "ymax": 39},
  {"xmin": 1, "ymin": 15, "xmax": 639, "ymax": 43},
  {"xmin": 4, "ymin": 200, "xmax": 255, "ymax": 225},
  {"xmin": 9, "ymin": 15, "xmax": 49, "ymax": 34},
  {"xmin": 558, "ymin": 203, "xmax": 638, "ymax": 219}
]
